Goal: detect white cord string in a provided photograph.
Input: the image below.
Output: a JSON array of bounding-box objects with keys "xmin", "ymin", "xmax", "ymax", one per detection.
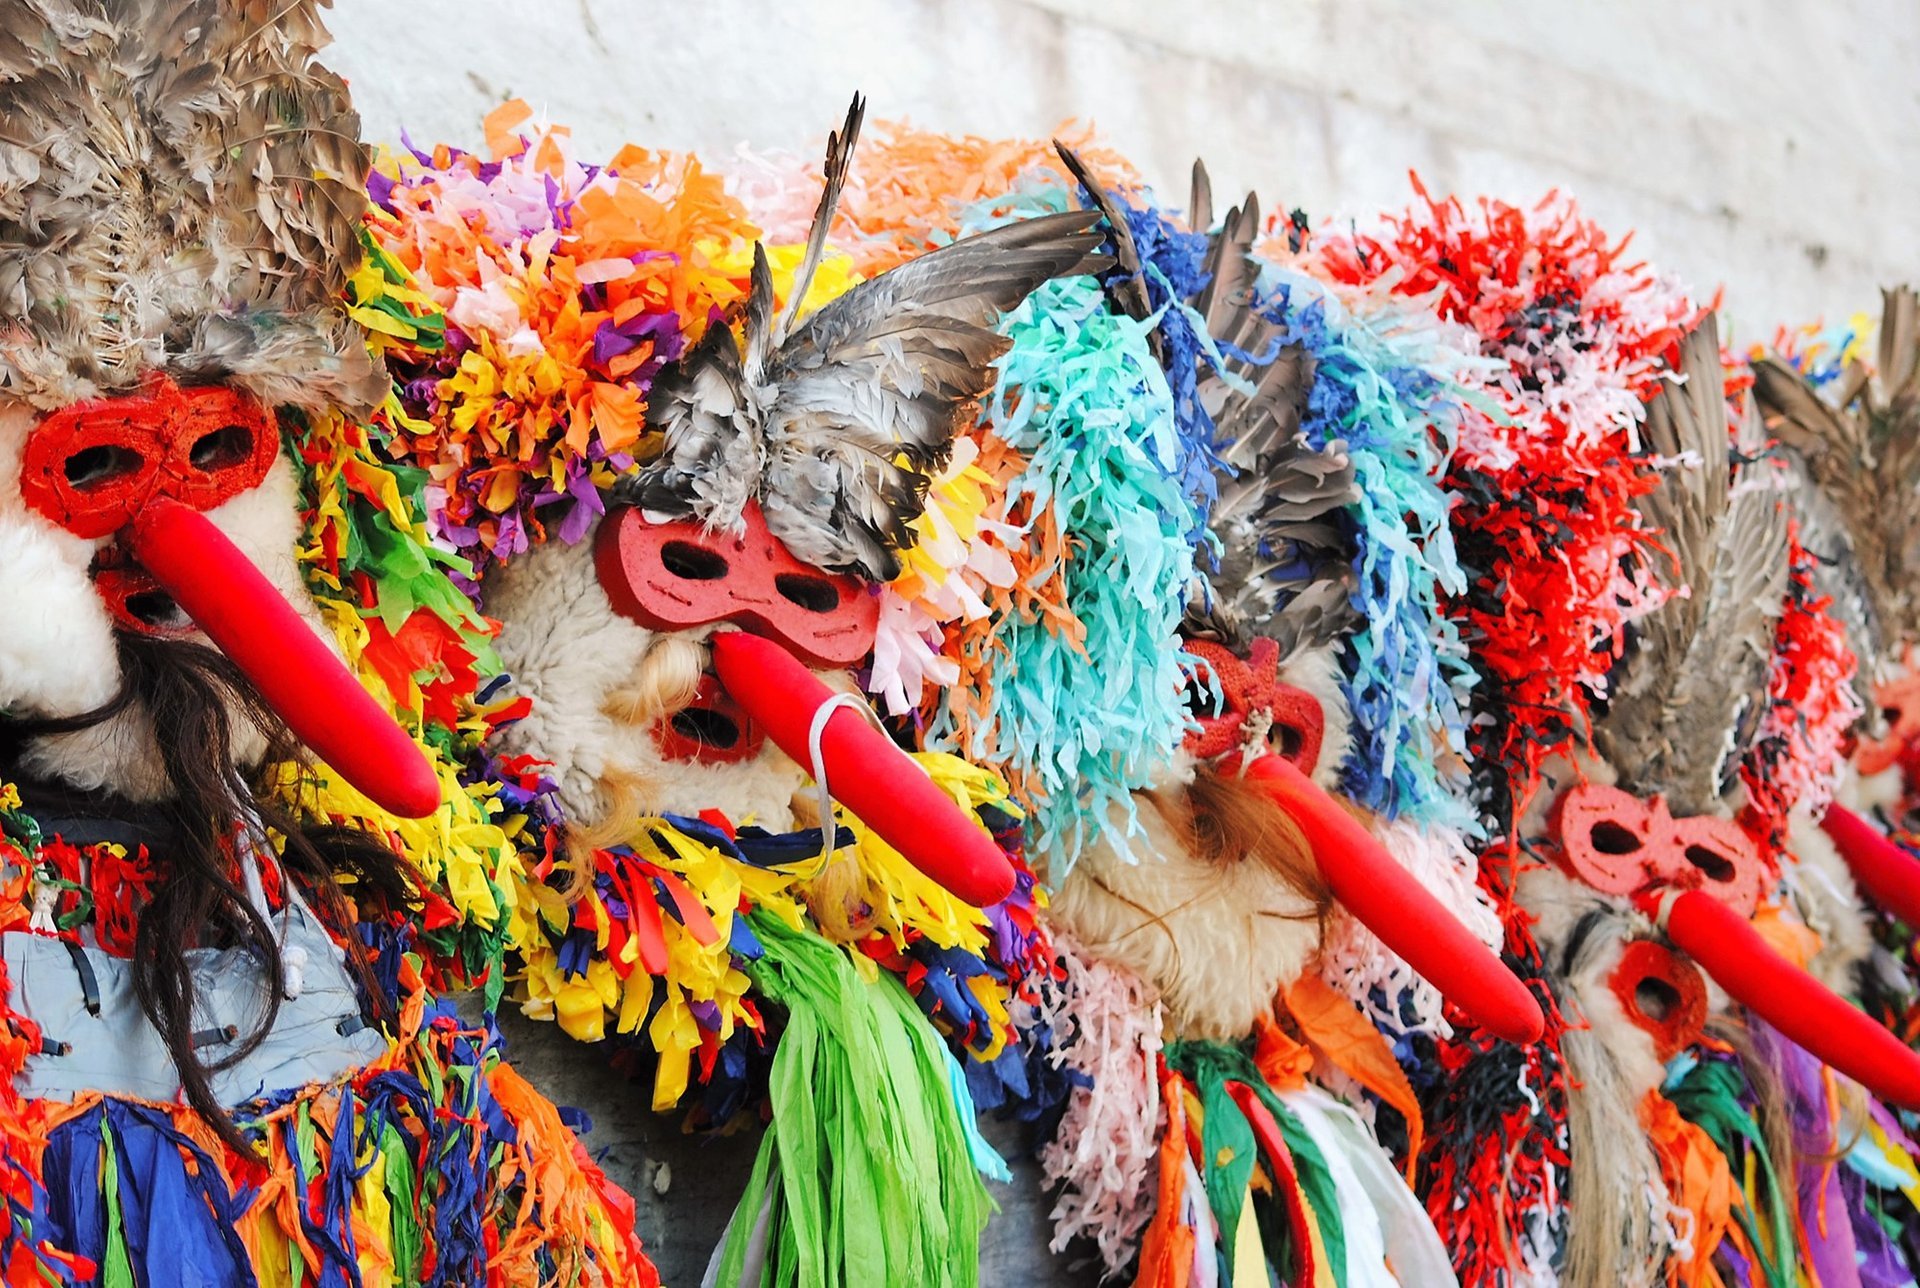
[
  {"xmin": 237, "ymin": 808, "xmax": 309, "ymax": 1000},
  {"xmin": 807, "ymin": 691, "xmax": 886, "ymax": 864}
]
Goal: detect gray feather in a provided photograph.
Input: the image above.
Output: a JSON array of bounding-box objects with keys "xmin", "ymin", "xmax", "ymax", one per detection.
[
  {"xmin": 1596, "ymin": 317, "xmax": 1789, "ymax": 815},
  {"xmin": 757, "ymin": 207, "xmax": 1104, "ymax": 576},
  {"xmin": 626, "ymin": 119, "xmax": 1104, "ymax": 579},
  {"xmin": 771, "ymin": 93, "xmax": 863, "ymax": 348},
  {"xmin": 0, "ymin": 0, "xmax": 383, "ymax": 414},
  {"xmin": 1754, "ymin": 286, "xmax": 1920, "ymax": 663},
  {"xmin": 1184, "ymin": 175, "xmax": 1351, "ymax": 648},
  {"xmin": 1188, "ymin": 159, "xmax": 1214, "ymax": 242},
  {"xmin": 1052, "ymin": 141, "xmax": 1153, "ymax": 327}
]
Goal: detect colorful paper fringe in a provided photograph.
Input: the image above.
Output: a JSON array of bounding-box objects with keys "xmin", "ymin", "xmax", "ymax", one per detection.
[
  {"xmin": 1314, "ymin": 183, "xmax": 1700, "ymax": 835},
  {"xmin": 365, "ymin": 103, "xmax": 764, "ymax": 576},
  {"xmin": 0, "ymin": 786, "xmax": 652, "ymax": 1286},
  {"xmin": 921, "ymin": 186, "xmax": 1198, "ymax": 870}
]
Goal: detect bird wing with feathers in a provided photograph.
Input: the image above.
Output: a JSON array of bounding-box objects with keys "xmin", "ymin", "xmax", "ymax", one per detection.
[
  {"xmin": 1052, "ymin": 143, "xmax": 1355, "ymax": 653},
  {"xmin": 1752, "ymin": 287, "xmax": 1920, "ymax": 674},
  {"xmin": 1594, "ymin": 316, "xmax": 1788, "ymax": 816},
  {"xmin": 0, "ymin": 0, "xmax": 383, "ymax": 414},
  {"xmin": 621, "ymin": 95, "xmax": 1105, "ymax": 581}
]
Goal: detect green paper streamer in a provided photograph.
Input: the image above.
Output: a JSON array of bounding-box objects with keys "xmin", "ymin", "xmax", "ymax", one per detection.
[
  {"xmin": 716, "ymin": 913, "xmax": 992, "ymax": 1287},
  {"xmin": 1170, "ymin": 1039, "xmax": 1350, "ymax": 1287},
  {"xmin": 1668, "ymin": 1057, "xmax": 1797, "ymax": 1288},
  {"xmin": 98, "ymin": 1118, "xmax": 134, "ymax": 1288}
]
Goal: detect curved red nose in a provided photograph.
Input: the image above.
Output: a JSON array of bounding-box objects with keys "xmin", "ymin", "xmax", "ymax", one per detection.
[
  {"xmin": 708, "ymin": 630, "xmax": 1016, "ymax": 907},
  {"xmin": 1241, "ymin": 753, "xmax": 1545, "ymax": 1044},
  {"xmin": 129, "ymin": 499, "xmax": 442, "ymax": 819},
  {"xmin": 1820, "ymin": 804, "xmax": 1920, "ymax": 930},
  {"xmin": 1650, "ymin": 887, "xmax": 1920, "ymax": 1109}
]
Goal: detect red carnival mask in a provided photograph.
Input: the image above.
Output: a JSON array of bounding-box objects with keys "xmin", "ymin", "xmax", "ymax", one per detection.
[
  {"xmin": 20, "ymin": 375, "xmax": 278, "ymax": 541},
  {"xmin": 7, "ymin": 374, "xmax": 439, "ymax": 818},
  {"xmin": 1857, "ymin": 670, "xmax": 1920, "ymax": 777},
  {"xmin": 1183, "ymin": 637, "xmax": 1325, "ymax": 772},
  {"xmin": 1550, "ymin": 783, "xmax": 1920, "ymax": 1108},
  {"xmin": 596, "ymin": 500, "xmax": 879, "ymax": 766},
  {"xmin": 596, "ymin": 501, "xmax": 878, "ymax": 670},
  {"xmin": 1552, "ymin": 782, "xmax": 1769, "ymax": 918}
]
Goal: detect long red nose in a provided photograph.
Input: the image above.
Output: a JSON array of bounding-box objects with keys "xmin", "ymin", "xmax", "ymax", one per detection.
[
  {"xmin": 708, "ymin": 630, "xmax": 1015, "ymax": 906},
  {"xmin": 1648, "ymin": 887, "xmax": 1920, "ymax": 1108},
  {"xmin": 1820, "ymin": 804, "xmax": 1920, "ymax": 929},
  {"xmin": 1241, "ymin": 753, "xmax": 1545, "ymax": 1044},
  {"xmin": 129, "ymin": 498, "xmax": 441, "ymax": 819}
]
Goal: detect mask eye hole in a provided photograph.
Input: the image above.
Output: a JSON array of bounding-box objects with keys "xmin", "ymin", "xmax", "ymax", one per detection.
[
  {"xmin": 1683, "ymin": 844, "xmax": 1737, "ymax": 884},
  {"xmin": 659, "ymin": 541, "xmax": 730, "ymax": 581},
  {"xmin": 773, "ymin": 572, "xmax": 840, "ymax": 614},
  {"xmin": 1633, "ymin": 975, "xmax": 1680, "ymax": 1023},
  {"xmin": 1588, "ymin": 820, "xmax": 1644, "ymax": 856},
  {"xmin": 65, "ymin": 444, "xmax": 145, "ymax": 491},
  {"xmin": 670, "ymin": 707, "xmax": 741, "ymax": 750},
  {"xmin": 1183, "ymin": 670, "xmax": 1224, "ymax": 717},
  {"xmin": 1272, "ymin": 721, "xmax": 1305, "ymax": 761},
  {"xmin": 123, "ymin": 589, "xmax": 190, "ymax": 631},
  {"xmin": 188, "ymin": 425, "xmax": 255, "ymax": 473}
]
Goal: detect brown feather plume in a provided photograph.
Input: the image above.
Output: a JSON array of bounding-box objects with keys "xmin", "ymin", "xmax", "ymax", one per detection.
[
  {"xmin": 0, "ymin": 0, "xmax": 382, "ymax": 414},
  {"xmin": 1595, "ymin": 316, "xmax": 1789, "ymax": 815},
  {"xmin": 1753, "ymin": 287, "xmax": 1920, "ymax": 676}
]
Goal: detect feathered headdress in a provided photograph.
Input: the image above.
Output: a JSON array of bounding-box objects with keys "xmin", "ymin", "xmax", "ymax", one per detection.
[
  {"xmin": 617, "ymin": 98, "xmax": 1105, "ymax": 581},
  {"xmin": 1594, "ymin": 315, "xmax": 1789, "ymax": 818},
  {"xmin": 1751, "ymin": 288, "xmax": 1920, "ymax": 679},
  {"xmin": 0, "ymin": 0, "xmax": 385, "ymax": 415},
  {"xmin": 1051, "ymin": 146, "xmax": 1359, "ymax": 656}
]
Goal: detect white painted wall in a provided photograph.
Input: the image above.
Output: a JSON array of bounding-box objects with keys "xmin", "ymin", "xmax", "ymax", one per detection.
[{"xmin": 324, "ymin": 0, "xmax": 1920, "ymax": 340}]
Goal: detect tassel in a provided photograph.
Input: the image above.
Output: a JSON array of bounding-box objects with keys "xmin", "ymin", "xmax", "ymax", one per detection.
[{"xmin": 712, "ymin": 912, "xmax": 991, "ymax": 1287}]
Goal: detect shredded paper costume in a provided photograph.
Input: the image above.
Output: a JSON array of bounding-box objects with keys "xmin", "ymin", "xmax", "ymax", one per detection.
[{"xmin": 6, "ymin": 6, "xmax": 1920, "ymax": 1287}]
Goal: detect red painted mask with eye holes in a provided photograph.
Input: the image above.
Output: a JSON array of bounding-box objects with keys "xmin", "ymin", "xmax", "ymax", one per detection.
[
  {"xmin": 595, "ymin": 500, "xmax": 878, "ymax": 764},
  {"xmin": 1607, "ymin": 938, "xmax": 1708, "ymax": 1060},
  {"xmin": 595, "ymin": 501, "xmax": 878, "ymax": 670},
  {"xmin": 19, "ymin": 375, "xmax": 278, "ymax": 542},
  {"xmin": 1552, "ymin": 782, "xmax": 1770, "ymax": 917},
  {"xmin": 9, "ymin": 374, "xmax": 444, "ymax": 818},
  {"xmin": 20, "ymin": 376, "xmax": 281, "ymax": 637},
  {"xmin": 1182, "ymin": 637, "xmax": 1325, "ymax": 773}
]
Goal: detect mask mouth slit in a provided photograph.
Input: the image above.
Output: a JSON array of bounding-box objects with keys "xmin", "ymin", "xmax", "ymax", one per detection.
[
  {"xmin": 1633, "ymin": 975, "xmax": 1680, "ymax": 1022},
  {"xmin": 91, "ymin": 552, "xmax": 198, "ymax": 639}
]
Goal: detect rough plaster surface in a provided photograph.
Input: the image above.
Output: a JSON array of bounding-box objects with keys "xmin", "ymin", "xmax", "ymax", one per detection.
[
  {"xmin": 327, "ymin": 0, "xmax": 1920, "ymax": 337},
  {"xmin": 356, "ymin": 3, "xmax": 1920, "ymax": 1278}
]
